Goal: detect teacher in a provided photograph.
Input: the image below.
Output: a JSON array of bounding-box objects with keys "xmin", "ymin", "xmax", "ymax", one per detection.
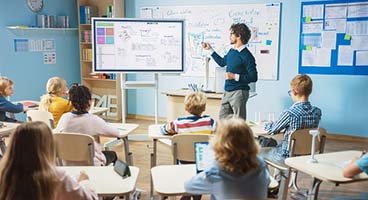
[{"xmin": 202, "ymin": 23, "xmax": 258, "ymax": 120}]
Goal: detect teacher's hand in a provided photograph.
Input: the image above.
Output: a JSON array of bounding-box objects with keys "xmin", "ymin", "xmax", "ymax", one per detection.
[
  {"xmin": 202, "ymin": 42, "xmax": 212, "ymax": 50},
  {"xmin": 225, "ymin": 72, "xmax": 235, "ymax": 80}
]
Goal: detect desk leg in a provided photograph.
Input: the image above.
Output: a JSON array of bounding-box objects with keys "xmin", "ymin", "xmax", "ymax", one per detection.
[
  {"xmin": 308, "ymin": 178, "xmax": 322, "ymax": 200},
  {"xmin": 0, "ymin": 139, "xmax": 6, "ymax": 155},
  {"xmin": 122, "ymin": 137, "xmax": 132, "ymax": 165},
  {"xmin": 278, "ymin": 169, "xmax": 291, "ymax": 200},
  {"xmin": 150, "ymin": 139, "xmax": 158, "ymax": 200}
]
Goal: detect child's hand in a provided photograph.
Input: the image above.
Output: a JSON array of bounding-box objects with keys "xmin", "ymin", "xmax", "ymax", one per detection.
[
  {"xmin": 77, "ymin": 171, "xmax": 89, "ymax": 182},
  {"xmin": 23, "ymin": 106, "xmax": 29, "ymax": 112}
]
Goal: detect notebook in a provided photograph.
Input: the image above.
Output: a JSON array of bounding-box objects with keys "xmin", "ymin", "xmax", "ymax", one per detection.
[{"xmin": 194, "ymin": 142, "xmax": 214, "ymax": 173}]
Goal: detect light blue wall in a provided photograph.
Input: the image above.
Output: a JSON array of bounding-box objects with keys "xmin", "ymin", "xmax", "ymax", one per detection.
[
  {"xmin": 125, "ymin": 0, "xmax": 368, "ymax": 137},
  {"xmin": 0, "ymin": 0, "xmax": 80, "ymax": 102}
]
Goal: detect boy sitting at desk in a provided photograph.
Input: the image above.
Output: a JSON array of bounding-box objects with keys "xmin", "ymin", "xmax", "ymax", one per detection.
[
  {"xmin": 261, "ymin": 74, "xmax": 322, "ymax": 165},
  {"xmin": 160, "ymin": 92, "xmax": 216, "ymax": 135}
]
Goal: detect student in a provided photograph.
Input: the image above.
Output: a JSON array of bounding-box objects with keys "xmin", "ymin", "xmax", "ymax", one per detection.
[
  {"xmin": 0, "ymin": 76, "xmax": 27, "ymax": 122},
  {"xmin": 0, "ymin": 121, "xmax": 97, "ymax": 200},
  {"xmin": 202, "ymin": 23, "xmax": 258, "ymax": 120},
  {"xmin": 54, "ymin": 84, "xmax": 118, "ymax": 166},
  {"xmin": 39, "ymin": 77, "xmax": 73, "ymax": 127},
  {"xmin": 160, "ymin": 92, "xmax": 216, "ymax": 135},
  {"xmin": 184, "ymin": 117, "xmax": 270, "ymax": 200},
  {"xmin": 261, "ymin": 74, "xmax": 322, "ymax": 165}
]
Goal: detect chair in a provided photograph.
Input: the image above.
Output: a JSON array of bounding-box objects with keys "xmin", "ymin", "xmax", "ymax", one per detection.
[
  {"xmin": 54, "ymin": 132, "xmax": 95, "ymax": 166},
  {"xmin": 171, "ymin": 134, "xmax": 211, "ymax": 164},
  {"xmin": 26, "ymin": 110, "xmax": 54, "ymax": 129},
  {"xmin": 264, "ymin": 128, "xmax": 327, "ymax": 200}
]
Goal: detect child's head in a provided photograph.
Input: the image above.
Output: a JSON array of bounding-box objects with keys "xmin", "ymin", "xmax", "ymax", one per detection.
[
  {"xmin": 46, "ymin": 77, "xmax": 68, "ymax": 97},
  {"xmin": 68, "ymin": 84, "xmax": 92, "ymax": 113},
  {"xmin": 184, "ymin": 92, "xmax": 207, "ymax": 116},
  {"xmin": 0, "ymin": 76, "xmax": 14, "ymax": 97},
  {"xmin": 0, "ymin": 122, "xmax": 57, "ymax": 200},
  {"xmin": 290, "ymin": 74, "xmax": 313, "ymax": 98},
  {"xmin": 212, "ymin": 117, "xmax": 260, "ymax": 174}
]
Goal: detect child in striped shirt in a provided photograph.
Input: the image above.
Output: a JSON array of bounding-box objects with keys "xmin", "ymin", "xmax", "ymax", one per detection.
[{"xmin": 160, "ymin": 92, "xmax": 216, "ymax": 135}]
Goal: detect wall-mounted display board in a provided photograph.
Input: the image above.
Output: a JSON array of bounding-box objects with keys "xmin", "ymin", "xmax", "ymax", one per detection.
[
  {"xmin": 141, "ymin": 3, "xmax": 281, "ymax": 80},
  {"xmin": 299, "ymin": 0, "xmax": 368, "ymax": 75}
]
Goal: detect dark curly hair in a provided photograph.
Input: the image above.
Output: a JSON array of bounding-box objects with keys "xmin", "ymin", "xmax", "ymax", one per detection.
[
  {"xmin": 230, "ymin": 23, "xmax": 251, "ymax": 45},
  {"xmin": 68, "ymin": 85, "xmax": 91, "ymax": 113}
]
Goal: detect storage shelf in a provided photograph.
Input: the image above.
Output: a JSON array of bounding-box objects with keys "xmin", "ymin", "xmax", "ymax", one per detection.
[{"xmin": 7, "ymin": 26, "xmax": 78, "ymax": 31}]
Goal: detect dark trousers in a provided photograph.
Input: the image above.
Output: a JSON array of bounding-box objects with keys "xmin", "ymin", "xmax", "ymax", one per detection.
[{"xmin": 102, "ymin": 150, "xmax": 118, "ymax": 166}]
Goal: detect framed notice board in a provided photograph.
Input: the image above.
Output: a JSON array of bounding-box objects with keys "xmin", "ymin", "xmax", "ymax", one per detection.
[{"xmin": 299, "ymin": 0, "xmax": 368, "ymax": 75}]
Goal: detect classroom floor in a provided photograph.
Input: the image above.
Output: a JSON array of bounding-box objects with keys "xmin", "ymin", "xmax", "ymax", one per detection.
[{"xmin": 101, "ymin": 118, "xmax": 368, "ymax": 200}]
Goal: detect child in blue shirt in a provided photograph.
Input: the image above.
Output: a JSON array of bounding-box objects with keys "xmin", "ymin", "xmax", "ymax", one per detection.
[
  {"xmin": 0, "ymin": 77, "xmax": 27, "ymax": 122},
  {"xmin": 261, "ymin": 74, "xmax": 322, "ymax": 165}
]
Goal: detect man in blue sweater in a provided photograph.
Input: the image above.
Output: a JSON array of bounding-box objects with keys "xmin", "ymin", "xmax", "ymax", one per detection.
[{"xmin": 202, "ymin": 23, "xmax": 257, "ymax": 120}]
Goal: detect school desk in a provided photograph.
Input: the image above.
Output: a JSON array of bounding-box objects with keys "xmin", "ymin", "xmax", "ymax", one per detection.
[
  {"xmin": 285, "ymin": 150, "xmax": 368, "ymax": 200},
  {"xmin": 151, "ymin": 164, "xmax": 278, "ymax": 198},
  {"xmin": 104, "ymin": 123, "xmax": 139, "ymax": 165},
  {"xmin": 60, "ymin": 166, "xmax": 139, "ymax": 198},
  {"xmin": 163, "ymin": 89, "xmax": 257, "ymax": 122},
  {"xmin": 0, "ymin": 122, "xmax": 19, "ymax": 154}
]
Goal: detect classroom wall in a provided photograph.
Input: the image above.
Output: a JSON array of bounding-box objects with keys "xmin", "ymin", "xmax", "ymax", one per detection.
[
  {"xmin": 125, "ymin": 0, "xmax": 368, "ymax": 137},
  {"xmin": 0, "ymin": 0, "xmax": 80, "ymax": 103}
]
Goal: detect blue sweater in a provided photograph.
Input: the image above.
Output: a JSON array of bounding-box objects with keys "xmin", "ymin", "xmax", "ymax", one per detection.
[
  {"xmin": 211, "ymin": 48, "xmax": 257, "ymax": 91},
  {"xmin": 0, "ymin": 95, "xmax": 23, "ymax": 122}
]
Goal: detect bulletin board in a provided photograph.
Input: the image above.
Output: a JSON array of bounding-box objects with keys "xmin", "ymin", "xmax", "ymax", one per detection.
[
  {"xmin": 299, "ymin": 0, "xmax": 368, "ymax": 75},
  {"xmin": 141, "ymin": 3, "xmax": 281, "ymax": 80}
]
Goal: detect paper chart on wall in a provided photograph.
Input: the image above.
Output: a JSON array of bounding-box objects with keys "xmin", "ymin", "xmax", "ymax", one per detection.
[{"xmin": 141, "ymin": 3, "xmax": 281, "ymax": 80}]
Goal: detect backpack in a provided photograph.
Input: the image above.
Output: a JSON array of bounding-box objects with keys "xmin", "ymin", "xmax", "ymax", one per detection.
[{"xmin": 258, "ymin": 136, "xmax": 278, "ymax": 147}]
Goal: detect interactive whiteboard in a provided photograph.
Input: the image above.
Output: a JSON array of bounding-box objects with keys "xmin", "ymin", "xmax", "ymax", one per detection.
[
  {"xmin": 92, "ymin": 18, "xmax": 184, "ymax": 72},
  {"xmin": 141, "ymin": 3, "xmax": 281, "ymax": 80}
]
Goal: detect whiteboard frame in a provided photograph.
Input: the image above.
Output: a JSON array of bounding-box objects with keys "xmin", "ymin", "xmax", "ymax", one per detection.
[{"xmin": 92, "ymin": 18, "xmax": 185, "ymax": 73}]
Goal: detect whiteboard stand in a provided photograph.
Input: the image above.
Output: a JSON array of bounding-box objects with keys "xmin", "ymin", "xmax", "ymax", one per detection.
[{"xmin": 121, "ymin": 73, "xmax": 159, "ymax": 124}]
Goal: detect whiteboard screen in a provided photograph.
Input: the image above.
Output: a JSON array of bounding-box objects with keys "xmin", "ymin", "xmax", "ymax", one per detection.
[
  {"xmin": 92, "ymin": 18, "xmax": 184, "ymax": 72},
  {"xmin": 141, "ymin": 3, "xmax": 281, "ymax": 80}
]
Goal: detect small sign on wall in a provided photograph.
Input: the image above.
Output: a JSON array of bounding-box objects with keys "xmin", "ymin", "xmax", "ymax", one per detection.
[{"xmin": 43, "ymin": 52, "xmax": 56, "ymax": 64}]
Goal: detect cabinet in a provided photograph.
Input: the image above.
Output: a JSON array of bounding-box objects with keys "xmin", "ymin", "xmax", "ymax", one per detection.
[{"xmin": 77, "ymin": 0, "xmax": 124, "ymax": 121}]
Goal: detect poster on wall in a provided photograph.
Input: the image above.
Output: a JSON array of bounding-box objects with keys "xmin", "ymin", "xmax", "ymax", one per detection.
[{"xmin": 299, "ymin": 0, "xmax": 368, "ymax": 75}]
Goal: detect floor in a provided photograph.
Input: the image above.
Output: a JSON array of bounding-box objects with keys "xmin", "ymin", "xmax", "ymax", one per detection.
[{"xmin": 100, "ymin": 118, "xmax": 368, "ymax": 200}]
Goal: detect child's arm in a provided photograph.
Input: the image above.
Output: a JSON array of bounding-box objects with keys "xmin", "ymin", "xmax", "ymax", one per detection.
[
  {"xmin": 160, "ymin": 122, "xmax": 177, "ymax": 135},
  {"xmin": 343, "ymin": 153, "xmax": 368, "ymax": 178},
  {"xmin": 264, "ymin": 110, "xmax": 290, "ymax": 135},
  {"xmin": 94, "ymin": 116, "xmax": 119, "ymax": 137},
  {"xmin": 0, "ymin": 100, "xmax": 24, "ymax": 113}
]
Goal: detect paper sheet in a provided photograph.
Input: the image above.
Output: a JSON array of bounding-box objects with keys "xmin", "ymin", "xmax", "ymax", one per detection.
[
  {"xmin": 302, "ymin": 48, "xmax": 331, "ymax": 67},
  {"xmin": 335, "ymin": 159, "xmax": 351, "ymax": 168},
  {"xmin": 356, "ymin": 51, "xmax": 368, "ymax": 66},
  {"xmin": 303, "ymin": 4, "xmax": 324, "ymax": 19},
  {"xmin": 325, "ymin": 3, "xmax": 347, "ymax": 19},
  {"xmin": 347, "ymin": 21, "xmax": 368, "ymax": 35},
  {"xmin": 351, "ymin": 35, "xmax": 368, "ymax": 50},
  {"xmin": 321, "ymin": 31, "xmax": 337, "ymax": 49},
  {"xmin": 303, "ymin": 21, "xmax": 323, "ymax": 34},
  {"xmin": 337, "ymin": 45, "xmax": 354, "ymax": 66},
  {"xmin": 348, "ymin": 2, "xmax": 368, "ymax": 18},
  {"xmin": 325, "ymin": 19, "xmax": 347, "ymax": 33}
]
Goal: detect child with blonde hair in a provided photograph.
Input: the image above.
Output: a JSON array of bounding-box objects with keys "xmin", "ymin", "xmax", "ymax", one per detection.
[
  {"xmin": 0, "ymin": 76, "xmax": 27, "ymax": 122},
  {"xmin": 160, "ymin": 92, "xmax": 216, "ymax": 135},
  {"xmin": 185, "ymin": 117, "xmax": 270, "ymax": 199},
  {"xmin": 0, "ymin": 121, "xmax": 97, "ymax": 200},
  {"xmin": 39, "ymin": 77, "xmax": 72, "ymax": 127}
]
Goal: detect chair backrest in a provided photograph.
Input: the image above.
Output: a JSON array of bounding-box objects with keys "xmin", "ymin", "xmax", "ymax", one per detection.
[
  {"xmin": 288, "ymin": 127, "xmax": 327, "ymax": 157},
  {"xmin": 54, "ymin": 132, "xmax": 95, "ymax": 166},
  {"xmin": 171, "ymin": 134, "xmax": 211, "ymax": 164},
  {"xmin": 27, "ymin": 110, "xmax": 54, "ymax": 129}
]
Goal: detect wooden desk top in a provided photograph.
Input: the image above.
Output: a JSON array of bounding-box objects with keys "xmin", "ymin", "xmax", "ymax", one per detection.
[
  {"xmin": 60, "ymin": 166, "xmax": 139, "ymax": 197},
  {"xmin": 285, "ymin": 150, "xmax": 368, "ymax": 184},
  {"xmin": 108, "ymin": 123, "xmax": 139, "ymax": 138},
  {"xmin": 0, "ymin": 122, "xmax": 19, "ymax": 137},
  {"xmin": 151, "ymin": 164, "xmax": 196, "ymax": 196},
  {"xmin": 162, "ymin": 89, "xmax": 223, "ymax": 99}
]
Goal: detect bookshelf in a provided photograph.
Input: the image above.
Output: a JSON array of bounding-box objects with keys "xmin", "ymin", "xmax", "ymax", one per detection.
[{"xmin": 77, "ymin": 0, "xmax": 124, "ymax": 121}]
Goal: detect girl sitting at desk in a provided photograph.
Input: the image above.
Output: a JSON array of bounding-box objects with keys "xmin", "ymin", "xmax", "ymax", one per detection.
[
  {"xmin": 184, "ymin": 117, "xmax": 270, "ymax": 200},
  {"xmin": 54, "ymin": 84, "xmax": 118, "ymax": 166},
  {"xmin": 0, "ymin": 121, "xmax": 97, "ymax": 200},
  {"xmin": 39, "ymin": 77, "xmax": 72, "ymax": 127},
  {"xmin": 0, "ymin": 76, "xmax": 27, "ymax": 122}
]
